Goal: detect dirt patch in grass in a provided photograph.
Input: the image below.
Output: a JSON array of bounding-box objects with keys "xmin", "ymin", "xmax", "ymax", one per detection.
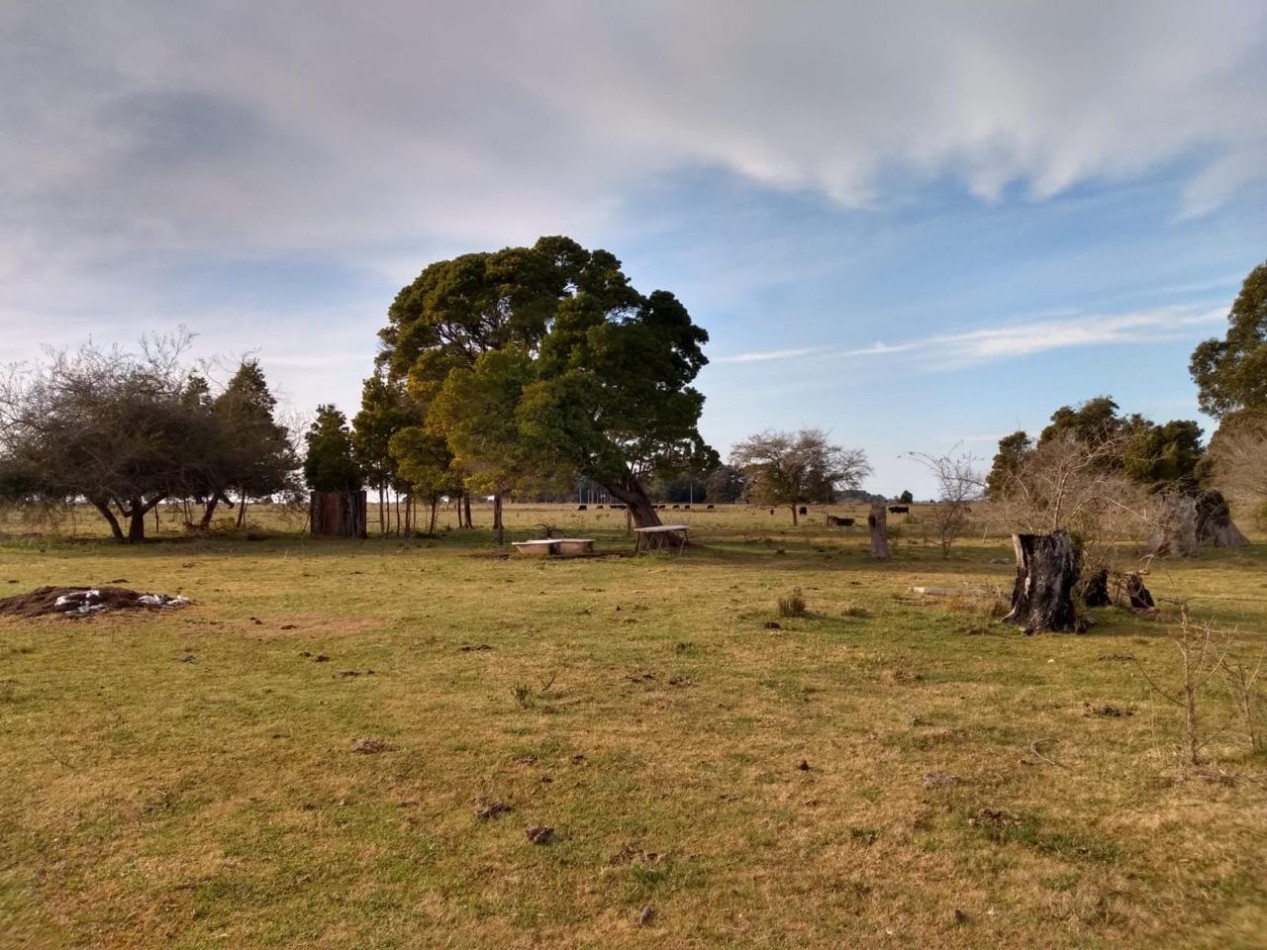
[
  {"xmin": 0, "ymin": 585, "xmax": 190, "ymax": 618},
  {"xmin": 242, "ymin": 615, "xmax": 383, "ymax": 640}
]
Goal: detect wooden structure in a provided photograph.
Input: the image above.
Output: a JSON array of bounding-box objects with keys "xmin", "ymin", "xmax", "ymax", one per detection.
[
  {"xmin": 511, "ymin": 538, "xmax": 596, "ymax": 557},
  {"xmin": 633, "ymin": 524, "xmax": 690, "ymax": 553},
  {"xmin": 309, "ymin": 490, "xmax": 367, "ymax": 538}
]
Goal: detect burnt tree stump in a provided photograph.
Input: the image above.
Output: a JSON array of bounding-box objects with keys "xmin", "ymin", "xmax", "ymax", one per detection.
[
  {"xmin": 1195, "ymin": 490, "xmax": 1248, "ymax": 548},
  {"xmin": 1003, "ymin": 531, "xmax": 1085, "ymax": 634}
]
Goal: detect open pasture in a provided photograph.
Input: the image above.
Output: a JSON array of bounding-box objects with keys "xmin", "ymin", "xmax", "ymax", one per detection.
[{"xmin": 2, "ymin": 504, "xmax": 1266, "ymax": 948}]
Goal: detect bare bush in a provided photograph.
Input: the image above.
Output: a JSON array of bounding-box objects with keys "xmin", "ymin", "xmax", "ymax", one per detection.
[{"xmin": 905, "ymin": 445, "xmax": 984, "ymax": 557}]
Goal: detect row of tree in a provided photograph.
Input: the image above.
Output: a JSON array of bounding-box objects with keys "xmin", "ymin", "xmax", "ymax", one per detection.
[
  {"xmin": 4, "ymin": 250, "xmax": 1266, "ymax": 545},
  {"xmin": 0, "ymin": 337, "xmax": 295, "ymax": 541}
]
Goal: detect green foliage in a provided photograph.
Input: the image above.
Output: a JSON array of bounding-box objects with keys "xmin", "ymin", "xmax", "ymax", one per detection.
[
  {"xmin": 377, "ymin": 236, "xmax": 715, "ymax": 523},
  {"xmin": 1191, "ymin": 262, "xmax": 1267, "ymax": 420},
  {"xmin": 986, "ymin": 430, "xmax": 1032, "ymax": 499},
  {"xmin": 351, "ymin": 373, "xmax": 414, "ymax": 494},
  {"xmin": 212, "ymin": 359, "xmax": 297, "ymax": 503},
  {"xmin": 1121, "ymin": 419, "xmax": 1204, "ymax": 491},
  {"xmin": 991, "ymin": 397, "xmax": 1205, "ymax": 497},
  {"xmin": 303, "ymin": 405, "xmax": 362, "ymax": 493}
]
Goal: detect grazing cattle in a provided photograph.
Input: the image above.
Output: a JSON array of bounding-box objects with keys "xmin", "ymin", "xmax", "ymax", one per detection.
[
  {"xmin": 596, "ymin": 504, "xmax": 604, "ymax": 509},
  {"xmin": 888, "ymin": 505, "xmax": 910, "ymax": 514},
  {"xmin": 610, "ymin": 504, "xmax": 626, "ymax": 510},
  {"xmin": 826, "ymin": 515, "xmax": 855, "ymax": 527},
  {"xmin": 798, "ymin": 506, "xmax": 808, "ymax": 515},
  {"xmin": 577, "ymin": 504, "xmax": 587, "ymax": 510},
  {"xmin": 706, "ymin": 504, "xmax": 715, "ymax": 510},
  {"xmin": 683, "ymin": 504, "xmax": 691, "ymax": 510},
  {"xmin": 672, "ymin": 504, "xmax": 680, "ymax": 509}
]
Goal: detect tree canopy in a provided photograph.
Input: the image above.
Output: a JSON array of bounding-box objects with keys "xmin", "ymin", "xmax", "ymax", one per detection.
[
  {"xmin": 1190, "ymin": 261, "xmax": 1267, "ymax": 420},
  {"xmin": 730, "ymin": 428, "xmax": 870, "ymax": 525},
  {"xmin": 303, "ymin": 405, "xmax": 362, "ymax": 494},
  {"xmin": 988, "ymin": 396, "xmax": 1204, "ymax": 498},
  {"xmin": 377, "ymin": 236, "xmax": 714, "ymax": 527}
]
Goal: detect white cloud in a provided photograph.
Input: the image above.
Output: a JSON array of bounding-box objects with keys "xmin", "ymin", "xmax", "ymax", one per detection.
[
  {"xmin": 713, "ymin": 305, "xmax": 1225, "ymax": 369},
  {"xmin": 2, "ymin": 0, "xmax": 1264, "ymax": 274}
]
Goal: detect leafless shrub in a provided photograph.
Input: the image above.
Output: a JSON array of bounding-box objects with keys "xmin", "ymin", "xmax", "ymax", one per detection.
[
  {"xmin": 1134, "ymin": 603, "xmax": 1233, "ymax": 766},
  {"xmin": 905, "ymin": 445, "xmax": 985, "ymax": 557}
]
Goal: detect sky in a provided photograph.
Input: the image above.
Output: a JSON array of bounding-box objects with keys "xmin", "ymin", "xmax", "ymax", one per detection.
[{"xmin": 3, "ymin": 1, "xmax": 1266, "ymax": 497}]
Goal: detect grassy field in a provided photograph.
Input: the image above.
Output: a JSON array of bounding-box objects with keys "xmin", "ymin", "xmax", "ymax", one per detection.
[{"xmin": 2, "ymin": 503, "xmax": 1266, "ymax": 948}]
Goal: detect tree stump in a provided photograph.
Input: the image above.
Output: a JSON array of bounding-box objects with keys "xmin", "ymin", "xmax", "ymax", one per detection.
[
  {"xmin": 1081, "ymin": 568, "xmax": 1111, "ymax": 608},
  {"xmin": 1148, "ymin": 494, "xmax": 1199, "ymax": 558},
  {"xmin": 1195, "ymin": 490, "xmax": 1248, "ymax": 548},
  {"xmin": 868, "ymin": 502, "xmax": 889, "ymax": 559},
  {"xmin": 1003, "ymin": 531, "xmax": 1085, "ymax": 634}
]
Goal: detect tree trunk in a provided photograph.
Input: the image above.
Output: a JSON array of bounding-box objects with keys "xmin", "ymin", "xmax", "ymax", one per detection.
[
  {"xmin": 791, "ymin": 503, "xmax": 799, "ymax": 526},
  {"xmin": 1148, "ymin": 494, "xmax": 1198, "ymax": 558},
  {"xmin": 428, "ymin": 493, "xmax": 439, "ymax": 535},
  {"xmin": 607, "ymin": 477, "xmax": 662, "ymax": 529},
  {"xmin": 236, "ymin": 490, "xmax": 248, "ymax": 528},
  {"xmin": 378, "ymin": 485, "xmax": 386, "ymax": 536},
  {"xmin": 91, "ymin": 498, "xmax": 126, "ymax": 542},
  {"xmin": 868, "ymin": 502, "xmax": 889, "ymax": 559},
  {"xmin": 493, "ymin": 493, "xmax": 504, "ymax": 545},
  {"xmin": 463, "ymin": 492, "xmax": 473, "ymax": 529},
  {"xmin": 199, "ymin": 495, "xmax": 221, "ymax": 529},
  {"xmin": 127, "ymin": 497, "xmax": 148, "ymax": 543},
  {"xmin": 1003, "ymin": 531, "xmax": 1085, "ymax": 634}
]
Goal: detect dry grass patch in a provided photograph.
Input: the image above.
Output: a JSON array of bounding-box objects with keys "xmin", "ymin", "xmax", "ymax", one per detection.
[{"xmin": 2, "ymin": 512, "xmax": 1267, "ymax": 946}]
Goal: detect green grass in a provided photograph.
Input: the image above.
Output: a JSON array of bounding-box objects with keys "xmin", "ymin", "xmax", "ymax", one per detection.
[{"xmin": 1, "ymin": 503, "xmax": 1266, "ymax": 947}]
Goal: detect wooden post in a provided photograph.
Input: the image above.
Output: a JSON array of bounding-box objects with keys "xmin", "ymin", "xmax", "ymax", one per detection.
[{"xmin": 868, "ymin": 502, "xmax": 889, "ymax": 559}]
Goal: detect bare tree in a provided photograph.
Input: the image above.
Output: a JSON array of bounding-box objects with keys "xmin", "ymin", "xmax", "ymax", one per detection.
[
  {"xmin": 0, "ymin": 334, "xmax": 286, "ymax": 542},
  {"xmin": 906, "ymin": 445, "xmax": 985, "ymax": 557},
  {"xmin": 730, "ymin": 429, "xmax": 871, "ymax": 525},
  {"xmin": 1209, "ymin": 424, "xmax": 1267, "ymax": 515}
]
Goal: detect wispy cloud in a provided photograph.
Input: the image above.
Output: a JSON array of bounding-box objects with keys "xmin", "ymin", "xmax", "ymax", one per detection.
[
  {"xmin": 714, "ymin": 305, "xmax": 1224, "ymax": 369},
  {"xmin": 909, "ymin": 306, "xmax": 1224, "ymax": 367},
  {"xmin": 714, "ymin": 346, "xmax": 829, "ymax": 363}
]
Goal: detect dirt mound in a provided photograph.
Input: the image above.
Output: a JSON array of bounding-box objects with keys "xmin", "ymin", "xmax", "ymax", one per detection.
[{"xmin": 0, "ymin": 586, "xmax": 191, "ymax": 618}]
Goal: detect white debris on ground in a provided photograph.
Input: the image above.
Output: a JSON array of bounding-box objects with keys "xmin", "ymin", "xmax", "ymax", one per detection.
[{"xmin": 51, "ymin": 589, "xmax": 191, "ymax": 615}]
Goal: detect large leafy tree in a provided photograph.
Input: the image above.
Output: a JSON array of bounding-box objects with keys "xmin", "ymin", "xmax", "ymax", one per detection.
[
  {"xmin": 730, "ymin": 429, "xmax": 871, "ymax": 525},
  {"xmin": 377, "ymin": 236, "xmax": 714, "ymax": 528},
  {"xmin": 1190, "ymin": 262, "xmax": 1267, "ymax": 420}
]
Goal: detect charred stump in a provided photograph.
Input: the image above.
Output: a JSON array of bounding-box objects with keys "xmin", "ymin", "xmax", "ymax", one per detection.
[
  {"xmin": 868, "ymin": 502, "xmax": 889, "ymax": 559},
  {"xmin": 1081, "ymin": 568, "xmax": 1111, "ymax": 608},
  {"xmin": 1003, "ymin": 531, "xmax": 1085, "ymax": 634},
  {"xmin": 1195, "ymin": 490, "xmax": 1248, "ymax": 548},
  {"xmin": 1125, "ymin": 574, "xmax": 1155, "ymax": 609}
]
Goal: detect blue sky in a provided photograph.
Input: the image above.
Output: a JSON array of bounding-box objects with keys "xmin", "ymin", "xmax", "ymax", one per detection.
[{"xmin": 3, "ymin": 1, "xmax": 1265, "ymax": 496}]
